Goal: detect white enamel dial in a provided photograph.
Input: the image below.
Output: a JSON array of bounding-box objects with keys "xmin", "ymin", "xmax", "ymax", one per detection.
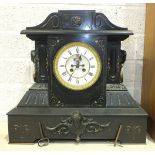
[{"xmin": 53, "ymin": 42, "xmax": 102, "ymax": 91}]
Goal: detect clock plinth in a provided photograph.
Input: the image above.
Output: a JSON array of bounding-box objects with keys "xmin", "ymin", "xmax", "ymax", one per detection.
[
  {"xmin": 7, "ymin": 10, "xmax": 147, "ymax": 145},
  {"xmin": 8, "ymin": 83, "xmax": 147, "ymax": 144}
]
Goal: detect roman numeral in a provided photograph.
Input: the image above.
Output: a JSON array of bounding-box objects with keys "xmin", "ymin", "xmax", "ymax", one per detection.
[
  {"xmin": 89, "ymin": 57, "xmax": 94, "ymax": 61},
  {"xmin": 76, "ymin": 47, "xmax": 79, "ymax": 53},
  {"xmin": 68, "ymin": 50, "xmax": 72, "ymax": 55},
  {"xmin": 68, "ymin": 77, "xmax": 72, "ymax": 82},
  {"xmin": 62, "ymin": 71, "xmax": 67, "ymax": 76},
  {"xmin": 84, "ymin": 78, "xmax": 87, "ymax": 82},
  {"xmin": 76, "ymin": 79, "xmax": 79, "ymax": 84},
  {"xmin": 60, "ymin": 65, "xmax": 65, "ymax": 67},
  {"xmin": 90, "ymin": 65, "xmax": 95, "ymax": 68},
  {"xmin": 84, "ymin": 50, "xmax": 87, "ymax": 55},
  {"xmin": 88, "ymin": 72, "xmax": 93, "ymax": 76}
]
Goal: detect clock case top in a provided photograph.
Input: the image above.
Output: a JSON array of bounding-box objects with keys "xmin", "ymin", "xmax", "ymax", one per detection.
[{"xmin": 21, "ymin": 10, "xmax": 133, "ymax": 107}]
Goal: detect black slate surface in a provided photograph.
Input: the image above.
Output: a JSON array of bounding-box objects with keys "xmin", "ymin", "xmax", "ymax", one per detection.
[{"xmin": 17, "ymin": 83, "xmax": 139, "ymax": 108}]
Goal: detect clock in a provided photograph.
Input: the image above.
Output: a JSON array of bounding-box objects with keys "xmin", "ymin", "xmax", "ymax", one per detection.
[
  {"xmin": 53, "ymin": 42, "xmax": 102, "ymax": 91},
  {"xmin": 7, "ymin": 10, "xmax": 148, "ymax": 145}
]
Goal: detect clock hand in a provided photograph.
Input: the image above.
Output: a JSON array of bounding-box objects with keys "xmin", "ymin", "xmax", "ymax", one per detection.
[
  {"xmin": 68, "ymin": 68, "xmax": 76, "ymax": 81},
  {"xmin": 73, "ymin": 54, "xmax": 79, "ymax": 68},
  {"xmin": 76, "ymin": 61, "xmax": 80, "ymax": 68},
  {"xmin": 79, "ymin": 54, "xmax": 82, "ymax": 61},
  {"xmin": 73, "ymin": 54, "xmax": 82, "ymax": 66},
  {"xmin": 71, "ymin": 64, "xmax": 85, "ymax": 67},
  {"xmin": 76, "ymin": 54, "xmax": 82, "ymax": 68}
]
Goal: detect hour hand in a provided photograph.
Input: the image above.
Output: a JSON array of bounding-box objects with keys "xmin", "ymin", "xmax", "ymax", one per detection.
[{"xmin": 68, "ymin": 69, "xmax": 76, "ymax": 81}]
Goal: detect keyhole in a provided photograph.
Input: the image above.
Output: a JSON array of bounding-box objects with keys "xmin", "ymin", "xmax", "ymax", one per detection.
[
  {"xmin": 82, "ymin": 68, "xmax": 86, "ymax": 72},
  {"xmin": 70, "ymin": 68, "xmax": 74, "ymax": 72}
]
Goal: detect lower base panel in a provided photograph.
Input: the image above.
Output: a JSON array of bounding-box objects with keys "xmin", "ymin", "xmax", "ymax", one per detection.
[{"xmin": 7, "ymin": 107, "xmax": 147, "ymax": 144}]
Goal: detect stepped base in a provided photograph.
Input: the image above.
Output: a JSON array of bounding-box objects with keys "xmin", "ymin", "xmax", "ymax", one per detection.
[
  {"xmin": 7, "ymin": 84, "xmax": 147, "ymax": 144},
  {"xmin": 8, "ymin": 107, "xmax": 147, "ymax": 144}
]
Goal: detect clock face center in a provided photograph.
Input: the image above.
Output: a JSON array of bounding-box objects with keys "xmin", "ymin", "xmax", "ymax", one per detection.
[
  {"xmin": 53, "ymin": 42, "xmax": 102, "ymax": 91},
  {"xmin": 66, "ymin": 54, "xmax": 90, "ymax": 78}
]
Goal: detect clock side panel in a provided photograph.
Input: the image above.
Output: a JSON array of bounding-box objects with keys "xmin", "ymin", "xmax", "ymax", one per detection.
[
  {"xmin": 107, "ymin": 41, "xmax": 126, "ymax": 83},
  {"xmin": 31, "ymin": 40, "xmax": 48, "ymax": 83},
  {"xmin": 47, "ymin": 35, "xmax": 107, "ymax": 107}
]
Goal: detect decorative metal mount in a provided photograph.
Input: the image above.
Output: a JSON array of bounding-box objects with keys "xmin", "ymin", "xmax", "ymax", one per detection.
[
  {"xmin": 91, "ymin": 96, "xmax": 104, "ymax": 107},
  {"xmin": 71, "ymin": 16, "xmax": 82, "ymax": 27},
  {"xmin": 50, "ymin": 94, "xmax": 64, "ymax": 107},
  {"xmin": 95, "ymin": 37, "xmax": 105, "ymax": 50},
  {"xmin": 48, "ymin": 37, "xmax": 62, "ymax": 47},
  {"xmin": 46, "ymin": 112, "xmax": 111, "ymax": 142}
]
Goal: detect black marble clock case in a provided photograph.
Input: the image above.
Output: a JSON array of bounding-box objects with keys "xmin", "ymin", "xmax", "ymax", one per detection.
[
  {"xmin": 48, "ymin": 35, "xmax": 107, "ymax": 107},
  {"xmin": 7, "ymin": 10, "xmax": 147, "ymax": 144}
]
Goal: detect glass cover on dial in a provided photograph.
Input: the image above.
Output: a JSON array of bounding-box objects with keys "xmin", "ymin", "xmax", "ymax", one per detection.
[{"xmin": 53, "ymin": 42, "xmax": 102, "ymax": 91}]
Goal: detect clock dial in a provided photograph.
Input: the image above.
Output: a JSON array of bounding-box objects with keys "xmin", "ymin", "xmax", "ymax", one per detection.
[{"xmin": 53, "ymin": 42, "xmax": 102, "ymax": 91}]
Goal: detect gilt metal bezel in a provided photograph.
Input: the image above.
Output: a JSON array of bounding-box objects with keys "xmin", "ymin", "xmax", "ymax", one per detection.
[{"xmin": 53, "ymin": 42, "xmax": 102, "ymax": 91}]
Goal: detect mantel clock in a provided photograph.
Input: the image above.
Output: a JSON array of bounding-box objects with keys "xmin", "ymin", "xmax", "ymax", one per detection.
[{"xmin": 7, "ymin": 10, "xmax": 147, "ymax": 145}]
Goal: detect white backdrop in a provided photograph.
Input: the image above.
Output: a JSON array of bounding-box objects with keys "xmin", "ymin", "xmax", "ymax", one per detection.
[{"xmin": 0, "ymin": 3, "xmax": 146, "ymax": 119}]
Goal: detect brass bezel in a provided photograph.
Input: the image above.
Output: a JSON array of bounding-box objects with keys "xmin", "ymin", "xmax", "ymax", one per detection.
[{"xmin": 53, "ymin": 42, "xmax": 102, "ymax": 91}]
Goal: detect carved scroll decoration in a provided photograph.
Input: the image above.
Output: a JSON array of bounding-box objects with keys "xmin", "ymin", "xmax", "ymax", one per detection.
[{"xmin": 46, "ymin": 112, "xmax": 110, "ymax": 142}]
